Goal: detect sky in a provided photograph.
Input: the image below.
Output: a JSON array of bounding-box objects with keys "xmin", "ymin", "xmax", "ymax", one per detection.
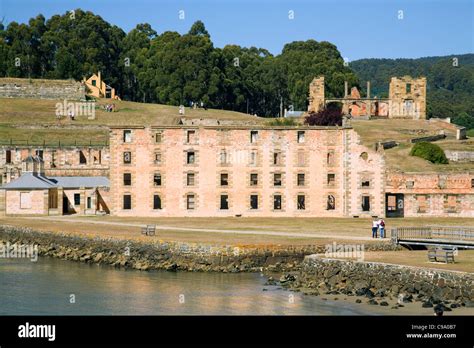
[{"xmin": 1, "ymin": 0, "xmax": 473, "ymax": 60}]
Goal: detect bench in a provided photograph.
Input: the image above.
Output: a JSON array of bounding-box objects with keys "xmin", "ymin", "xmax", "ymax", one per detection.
[
  {"xmin": 141, "ymin": 224, "xmax": 156, "ymax": 236},
  {"xmin": 428, "ymin": 247, "xmax": 455, "ymax": 263}
]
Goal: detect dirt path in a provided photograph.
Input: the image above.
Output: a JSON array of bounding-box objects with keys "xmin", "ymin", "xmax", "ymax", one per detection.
[{"xmin": 17, "ymin": 216, "xmax": 377, "ymax": 241}]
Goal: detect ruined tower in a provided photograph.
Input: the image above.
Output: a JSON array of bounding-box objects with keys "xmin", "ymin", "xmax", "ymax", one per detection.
[
  {"xmin": 389, "ymin": 76, "xmax": 426, "ymax": 119},
  {"xmin": 308, "ymin": 76, "xmax": 325, "ymax": 113}
]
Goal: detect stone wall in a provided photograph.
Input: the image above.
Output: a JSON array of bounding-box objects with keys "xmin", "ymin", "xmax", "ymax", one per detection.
[
  {"xmin": 288, "ymin": 255, "xmax": 473, "ymax": 303},
  {"xmin": 0, "ymin": 225, "xmax": 398, "ymax": 272},
  {"xmin": 0, "ymin": 78, "xmax": 85, "ymax": 100}
]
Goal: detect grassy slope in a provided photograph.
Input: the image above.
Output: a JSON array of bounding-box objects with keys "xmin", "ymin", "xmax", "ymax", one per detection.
[
  {"xmin": 352, "ymin": 119, "xmax": 474, "ymax": 172},
  {"xmin": 0, "ymin": 97, "xmax": 263, "ymax": 145}
]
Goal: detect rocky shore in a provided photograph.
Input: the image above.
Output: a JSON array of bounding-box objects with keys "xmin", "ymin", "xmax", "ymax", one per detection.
[
  {"xmin": 0, "ymin": 225, "xmax": 400, "ymax": 273},
  {"xmin": 272, "ymin": 254, "xmax": 474, "ymax": 312}
]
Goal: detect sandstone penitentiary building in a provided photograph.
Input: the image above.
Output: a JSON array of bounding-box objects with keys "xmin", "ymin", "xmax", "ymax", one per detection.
[{"xmin": 1, "ymin": 76, "xmax": 473, "ymax": 218}]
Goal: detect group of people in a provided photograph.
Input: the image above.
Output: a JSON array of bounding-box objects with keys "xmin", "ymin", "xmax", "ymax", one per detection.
[
  {"xmin": 371, "ymin": 218, "xmax": 386, "ymax": 238},
  {"xmin": 105, "ymin": 104, "xmax": 116, "ymax": 112}
]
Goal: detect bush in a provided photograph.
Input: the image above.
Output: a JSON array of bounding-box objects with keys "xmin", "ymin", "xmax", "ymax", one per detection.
[
  {"xmin": 304, "ymin": 106, "xmax": 342, "ymax": 126},
  {"xmin": 266, "ymin": 118, "xmax": 299, "ymax": 126},
  {"xmin": 409, "ymin": 142, "xmax": 449, "ymax": 164},
  {"xmin": 467, "ymin": 129, "xmax": 474, "ymax": 138}
]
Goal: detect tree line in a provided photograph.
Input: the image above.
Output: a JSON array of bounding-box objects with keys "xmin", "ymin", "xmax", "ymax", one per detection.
[{"xmin": 0, "ymin": 9, "xmax": 357, "ymax": 117}]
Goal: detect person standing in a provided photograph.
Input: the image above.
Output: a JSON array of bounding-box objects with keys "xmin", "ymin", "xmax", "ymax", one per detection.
[
  {"xmin": 378, "ymin": 218, "xmax": 386, "ymax": 238},
  {"xmin": 372, "ymin": 219, "xmax": 379, "ymax": 238}
]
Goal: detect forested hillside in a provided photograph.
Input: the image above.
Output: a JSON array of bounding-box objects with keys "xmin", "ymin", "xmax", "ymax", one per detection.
[
  {"xmin": 0, "ymin": 9, "xmax": 356, "ymax": 117},
  {"xmin": 351, "ymin": 55, "xmax": 474, "ymax": 130}
]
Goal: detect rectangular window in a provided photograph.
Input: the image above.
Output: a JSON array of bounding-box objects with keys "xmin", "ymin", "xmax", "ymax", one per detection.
[
  {"xmin": 153, "ymin": 195, "xmax": 162, "ymax": 210},
  {"xmin": 471, "ymin": 179, "xmax": 474, "ymax": 188},
  {"xmin": 273, "ymin": 195, "xmax": 282, "ymax": 210},
  {"xmin": 250, "ymin": 195, "xmax": 258, "ymax": 210},
  {"xmin": 123, "ymin": 130, "xmax": 132, "ymax": 143},
  {"xmin": 327, "ymin": 195, "xmax": 335, "ymax": 210},
  {"xmin": 361, "ymin": 180, "xmax": 370, "ymax": 187},
  {"xmin": 327, "ymin": 152, "xmax": 334, "ymax": 166},
  {"xmin": 79, "ymin": 151, "xmax": 87, "ymax": 164},
  {"xmin": 387, "ymin": 195, "xmax": 397, "ymax": 211},
  {"xmin": 87, "ymin": 197, "xmax": 92, "ymax": 209},
  {"xmin": 297, "ymin": 173, "xmax": 305, "ymax": 186},
  {"xmin": 250, "ymin": 130, "xmax": 258, "ymax": 143},
  {"xmin": 92, "ymin": 80, "xmax": 96, "ymax": 86},
  {"xmin": 249, "ymin": 151, "xmax": 257, "ymax": 165},
  {"xmin": 74, "ymin": 193, "xmax": 81, "ymax": 206},
  {"xmin": 297, "ymin": 151, "xmax": 305, "ymax": 166},
  {"xmin": 187, "ymin": 130, "xmax": 196, "ymax": 143},
  {"xmin": 406, "ymin": 83, "xmax": 412, "ymax": 93},
  {"xmin": 250, "ymin": 173, "xmax": 258, "ymax": 186},
  {"xmin": 362, "ymin": 196, "xmax": 370, "ymax": 211},
  {"xmin": 123, "ymin": 173, "xmax": 131, "ymax": 186},
  {"xmin": 187, "ymin": 194, "xmax": 195, "ymax": 210},
  {"xmin": 154, "ymin": 173, "xmax": 162, "ymax": 186},
  {"xmin": 51, "ymin": 150, "xmax": 57, "ymax": 168},
  {"xmin": 35, "ymin": 150, "xmax": 43, "ymax": 159},
  {"xmin": 187, "ymin": 151, "xmax": 195, "ymax": 164},
  {"xmin": 155, "ymin": 132, "xmax": 162, "ymax": 143},
  {"xmin": 154, "ymin": 152, "xmax": 161, "ymax": 164},
  {"xmin": 220, "ymin": 173, "xmax": 228, "ymax": 186},
  {"xmin": 20, "ymin": 192, "xmax": 32, "ymax": 209},
  {"xmin": 273, "ymin": 152, "xmax": 281, "ymax": 165},
  {"xmin": 5, "ymin": 150, "xmax": 12, "ymax": 164},
  {"xmin": 123, "ymin": 152, "xmax": 131, "ymax": 164},
  {"xmin": 187, "ymin": 173, "xmax": 195, "ymax": 186},
  {"xmin": 327, "ymin": 173, "xmax": 335, "ymax": 185},
  {"xmin": 297, "ymin": 195, "xmax": 305, "ymax": 210},
  {"xmin": 220, "ymin": 151, "xmax": 227, "ymax": 164},
  {"xmin": 220, "ymin": 195, "xmax": 229, "ymax": 210},
  {"xmin": 297, "ymin": 131, "xmax": 305, "ymax": 143},
  {"xmin": 274, "ymin": 173, "xmax": 282, "ymax": 186},
  {"xmin": 123, "ymin": 195, "xmax": 131, "ymax": 210},
  {"xmin": 417, "ymin": 195, "xmax": 428, "ymax": 213},
  {"xmin": 447, "ymin": 195, "xmax": 457, "ymax": 211}
]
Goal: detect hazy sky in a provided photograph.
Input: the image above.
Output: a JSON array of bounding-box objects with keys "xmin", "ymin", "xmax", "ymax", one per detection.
[{"xmin": 1, "ymin": 0, "xmax": 473, "ymax": 60}]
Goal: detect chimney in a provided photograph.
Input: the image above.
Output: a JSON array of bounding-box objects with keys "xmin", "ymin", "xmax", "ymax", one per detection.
[
  {"xmin": 344, "ymin": 81, "xmax": 348, "ymax": 98},
  {"xmin": 367, "ymin": 81, "xmax": 371, "ymax": 98}
]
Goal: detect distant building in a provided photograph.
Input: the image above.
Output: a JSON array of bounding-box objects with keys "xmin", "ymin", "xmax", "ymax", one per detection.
[
  {"xmin": 0, "ymin": 156, "xmax": 109, "ymax": 216},
  {"xmin": 83, "ymin": 72, "xmax": 119, "ymax": 99},
  {"xmin": 308, "ymin": 75, "xmax": 427, "ymax": 119}
]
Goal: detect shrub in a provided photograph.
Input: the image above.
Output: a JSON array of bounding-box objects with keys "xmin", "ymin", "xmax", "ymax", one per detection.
[
  {"xmin": 266, "ymin": 118, "xmax": 299, "ymax": 126},
  {"xmin": 409, "ymin": 142, "xmax": 449, "ymax": 164},
  {"xmin": 467, "ymin": 129, "xmax": 474, "ymax": 138},
  {"xmin": 304, "ymin": 106, "xmax": 342, "ymax": 126}
]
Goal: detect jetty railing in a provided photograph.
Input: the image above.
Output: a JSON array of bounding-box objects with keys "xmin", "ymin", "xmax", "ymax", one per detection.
[{"xmin": 391, "ymin": 226, "xmax": 474, "ymax": 244}]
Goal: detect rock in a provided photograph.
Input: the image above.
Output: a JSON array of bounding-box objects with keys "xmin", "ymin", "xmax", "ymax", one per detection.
[
  {"xmin": 165, "ymin": 263, "xmax": 178, "ymax": 272},
  {"xmin": 279, "ymin": 274, "xmax": 296, "ymax": 284},
  {"xmin": 264, "ymin": 277, "xmax": 277, "ymax": 286},
  {"xmin": 380, "ymin": 301, "xmax": 389, "ymax": 306},
  {"xmin": 450, "ymin": 303, "xmax": 459, "ymax": 309},
  {"xmin": 398, "ymin": 293, "xmax": 413, "ymax": 304},
  {"xmin": 368, "ymin": 299, "xmax": 378, "ymax": 305},
  {"xmin": 391, "ymin": 306, "xmax": 398, "ymax": 309},
  {"xmin": 356, "ymin": 299, "xmax": 362, "ymax": 304},
  {"xmin": 422, "ymin": 301, "xmax": 433, "ymax": 308},
  {"xmin": 465, "ymin": 301, "xmax": 474, "ymax": 308}
]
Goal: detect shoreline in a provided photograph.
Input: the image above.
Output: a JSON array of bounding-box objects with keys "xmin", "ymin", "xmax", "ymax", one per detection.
[{"xmin": 1, "ymin": 224, "xmax": 473, "ymax": 315}]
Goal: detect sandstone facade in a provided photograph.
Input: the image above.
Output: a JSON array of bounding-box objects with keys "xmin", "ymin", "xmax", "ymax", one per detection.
[
  {"xmin": 0, "ymin": 78, "xmax": 85, "ymax": 100},
  {"xmin": 109, "ymin": 125, "xmax": 385, "ymax": 217}
]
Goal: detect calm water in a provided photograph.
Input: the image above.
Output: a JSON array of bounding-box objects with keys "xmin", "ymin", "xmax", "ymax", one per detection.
[{"xmin": 0, "ymin": 257, "xmax": 379, "ymax": 315}]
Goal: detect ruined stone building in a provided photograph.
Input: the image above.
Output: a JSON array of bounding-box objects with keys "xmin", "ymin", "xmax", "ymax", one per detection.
[
  {"xmin": 107, "ymin": 125, "xmax": 385, "ymax": 217},
  {"xmin": 0, "ymin": 145, "xmax": 109, "ymax": 185},
  {"xmin": 308, "ymin": 75, "xmax": 427, "ymax": 119}
]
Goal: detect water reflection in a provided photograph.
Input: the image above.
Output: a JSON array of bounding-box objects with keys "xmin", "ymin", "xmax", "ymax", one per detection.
[{"xmin": 0, "ymin": 258, "xmax": 375, "ymax": 315}]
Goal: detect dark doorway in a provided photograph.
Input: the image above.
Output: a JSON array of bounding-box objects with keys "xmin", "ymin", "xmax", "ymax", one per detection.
[
  {"xmin": 62, "ymin": 195, "xmax": 70, "ymax": 214},
  {"xmin": 386, "ymin": 193, "xmax": 404, "ymax": 217}
]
